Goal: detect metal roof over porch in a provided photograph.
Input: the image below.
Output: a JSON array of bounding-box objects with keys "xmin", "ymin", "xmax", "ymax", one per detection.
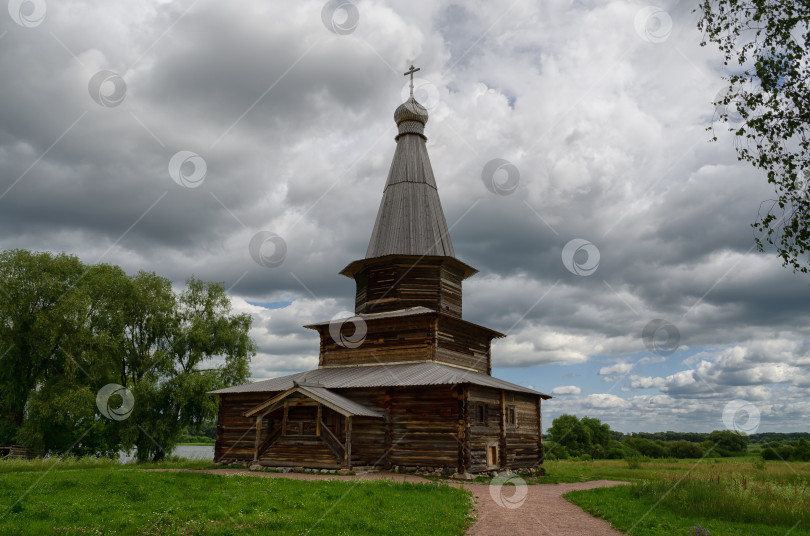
[{"xmin": 243, "ymin": 383, "xmax": 385, "ymax": 419}]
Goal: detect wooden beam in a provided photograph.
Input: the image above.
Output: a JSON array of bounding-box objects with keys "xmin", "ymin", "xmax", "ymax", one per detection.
[
  {"xmin": 316, "ymin": 403, "xmax": 322, "ymax": 436},
  {"xmin": 499, "ymin": 390, "xmax": 507, "ymax": 469},
  {"xmin": 384, "ymin": 388, "xmax": 393, "ymax": 468},
  {"xmin": 282, "ymin": 405, "xmax": 288, "ymax": 436},
  {"xmin": 244, "ymin": 386, "xmax": 297, "ymax": 417},
  {"xmin": 345, "ymin": 416, "xmax": 352, "ymax": 469},
  {"xmin": 456, "ymin": 386, "xmax": 463, "ymax": 473},
  {"xmin": 536, "ymin": 396, "xmax": 543, "ymax": 465},
  {"xmin": 253, "ymin": 415, "xmax": 261, "ymax": 462}
]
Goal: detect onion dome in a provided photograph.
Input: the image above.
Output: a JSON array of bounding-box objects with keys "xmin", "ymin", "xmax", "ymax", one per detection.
[
  {"xmin": 394, "ymin": 96, "xmax": 429, "ymax": 125},
  {"xmin": 394, "ymin": 97, "xmax": 428, "ymax": 139}
]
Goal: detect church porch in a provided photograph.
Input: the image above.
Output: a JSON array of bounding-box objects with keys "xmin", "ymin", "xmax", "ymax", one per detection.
[{"xmin": 243, "ymin": 383, "xmax": 384, "ymax": 469}]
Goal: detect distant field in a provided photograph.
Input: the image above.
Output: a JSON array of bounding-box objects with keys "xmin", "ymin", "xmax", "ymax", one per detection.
[
  {"xmin": 546, "ymin": 458, "xmax": 810, "ymax": 535},
  {"xmin": 0, "ymin": 462, "xmax": 472, "ymax": 536}
]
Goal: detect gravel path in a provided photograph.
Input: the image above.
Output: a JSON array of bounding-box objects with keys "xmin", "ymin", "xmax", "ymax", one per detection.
[
  {"xmin": 149, "ymin": 469, "xmax": 627, "ymax": 535},
  {"xmin": 468, "ymin": 479, "xmax": 627, "ymax": 536}
]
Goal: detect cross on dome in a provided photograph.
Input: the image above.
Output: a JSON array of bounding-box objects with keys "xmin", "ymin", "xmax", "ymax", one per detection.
[{"xmin": 404, "ymin": 64, "xmax": 420, "ymax": 97}]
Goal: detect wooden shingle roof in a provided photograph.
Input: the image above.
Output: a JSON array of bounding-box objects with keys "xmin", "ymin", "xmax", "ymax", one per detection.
[{"xmin": 365, "ymin": 97, "xmax": 455, "ymax": 259}]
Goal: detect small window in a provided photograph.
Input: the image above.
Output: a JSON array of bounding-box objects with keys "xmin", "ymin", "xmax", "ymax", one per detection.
[
  {"xmin": 506, "ymin": 406, "xmax": 517, "ymax": 426},
  {"xmin": 474, "ymin": 403, "xmax": 487, "ymax": 424}
]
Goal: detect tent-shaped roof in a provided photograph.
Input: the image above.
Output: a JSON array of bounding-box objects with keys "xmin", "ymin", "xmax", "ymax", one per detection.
[{"xmin": 365, "ymin": 96, "xmax": 455, "ymax": 259}]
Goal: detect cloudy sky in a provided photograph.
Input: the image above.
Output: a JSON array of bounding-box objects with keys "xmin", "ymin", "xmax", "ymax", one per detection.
[{"xmin": 2, "ymin": 0, "xmax": 808, "ymax": 433}]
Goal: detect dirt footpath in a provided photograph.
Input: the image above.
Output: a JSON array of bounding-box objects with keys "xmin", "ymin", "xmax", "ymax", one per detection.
[{"xmin": 150, "ymin": 469, "xmax": 627, "ymax": 535}]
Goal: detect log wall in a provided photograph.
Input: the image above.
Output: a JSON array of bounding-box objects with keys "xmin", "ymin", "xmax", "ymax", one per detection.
[
  {"xmin": 317, "ymin": 313, "xmax": 494, "ymax": 374},
  {"xmin": 353, "ymin": 258, "xmax": 464, "ymax": 318},
  {"xmin": 214, "ymin": 393, "xmax": 269, "ymax": 462},
  {"xmin": 467, "ymin": 386, "xmax": 502, "ymax": 472},
  {"xmin": 317, "ymin": 315, "xmax": 434, "ymax": 367},
  {"xmin": 215, "ymin": 385, "xmax": 541, "ymax": 471},
  {"xmin": 505, "ymin": 392, "xmax": 542, "ymax": 468},
  {"xmin": 434, "ymin": 315, "xmax": 492, "ymax": 374},
  {"xmin": 387, "ymin": 386, "xmax": 459, "ymax": 468}
]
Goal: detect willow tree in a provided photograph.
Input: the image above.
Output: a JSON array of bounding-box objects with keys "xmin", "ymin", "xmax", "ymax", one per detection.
[{"xmin": 0, "ymin": 249, "xmax": 255, "ymax": 459}]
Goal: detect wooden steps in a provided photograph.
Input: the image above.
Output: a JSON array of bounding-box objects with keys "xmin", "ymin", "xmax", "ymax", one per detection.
[{"xmin": 259, "ymin": 436, "xmax": 342, "ymax": 469}]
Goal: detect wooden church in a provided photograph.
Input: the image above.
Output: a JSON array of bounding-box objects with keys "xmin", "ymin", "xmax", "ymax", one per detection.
[{"xmin": 211, "ymin": 67, "xmax": 550, "ymax": 475}]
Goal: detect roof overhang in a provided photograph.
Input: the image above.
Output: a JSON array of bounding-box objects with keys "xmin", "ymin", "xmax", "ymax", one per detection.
[
  {"xmin": 211, "ymin": 362, "xmax": 549, "ymax": 398},
  {"xmin": 303, "ymin": 307, "xmax": 505, "ymax": 338},
  {"xmin": 243, "ymin": 382, "xmax": 385, "ymax": 419},
  {"xmin": 339, "ymin": 254, "xmax": 478, "ymax": 280}
]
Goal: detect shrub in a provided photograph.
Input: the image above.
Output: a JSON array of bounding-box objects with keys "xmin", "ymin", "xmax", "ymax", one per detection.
[
  {"xmin": 666, "ymin": 440, "xmax": 704, "ymax": 459},
  {"xmin": 625, "ymin": 437, "xmax": 667, "ymax": 458}
]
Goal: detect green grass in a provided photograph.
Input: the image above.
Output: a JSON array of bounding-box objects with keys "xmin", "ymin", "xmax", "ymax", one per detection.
[
  {"xmin": 0, "ymin": 455, "xmax": 212, "ymax": 474},
  {"xmin": 566, "ymin": 484, "xmax": 809, "ymax": 536},
  {"xmin": 554, "ymin": 459, "xmax": 810, "ymax": 536},
  {"xmin": 538, "ymin": 457, "xmax": 810, "ymax": 484},
  {"xmin": 0, "ymin": 466, "xmax": 472, "ymax": 535}
]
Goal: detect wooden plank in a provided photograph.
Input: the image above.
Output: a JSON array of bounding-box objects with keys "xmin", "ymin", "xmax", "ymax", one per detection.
[
  {"xmin": 384, "ymin": 388, "xmax": 393, "ymax": 468},
  {"xmin": 537, "ymin": 396, "xmax": 543, "ymax": 464},
  {"xmin": 499, "ymin": 390, "xmax": 506, "ymax": 469},
  {"xmin": 253, "ymin": 416, "xmax": 261, "ymax": 461},
  {"xmin": 282, "ymin": 406, "xmax": 288, "ymax": 436},
  {"xmin": 345, "ymin": 417, "xmax": 352, "ymax": 469}
]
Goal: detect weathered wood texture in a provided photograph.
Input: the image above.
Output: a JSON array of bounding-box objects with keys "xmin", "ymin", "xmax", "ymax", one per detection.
[
  {"xmin": 466, "ymin": 386, "xmax": 501, "ymax": 472},
  {"xmin": 0, "ymin": 445, "xmax": 33, "ymax": 459},
  {"xmin": 317, "ymin": 312, "xmax": 493, "ymax": 374},
  {"xmin": 353, "ymin": 257, "xmax": 464, "ymax": 317},
  {"xmin": 215, "ymin": 386, "xmax": 541, "ymax": 471},
  {"xmin": 387, "ymin": 386, "xmax": 459, "ymax": 467},
  {"xmin": 465, "ymin": 387, "xmax": 542, "ymax": 472},
  {"xmin": 317, "ymin": 315, "xmax": 434, "ymax": 368},
  {"xmin": 434, "ymin": 315, "xmax": 493, "ymax": 375},
  {"xmin": 215, "ymin": 393, "xmax": 271, "ymax": 462},
  {"xmin": 364, "ymin": 129, "xmax": 455, "ymax": 259},
  {"xmin": 505, "ymin": 392, "xmax": 542, "ymax": 468},
  {"xmin": 259, "ymin": 437, "xmax": 341, "ymax": 468}
]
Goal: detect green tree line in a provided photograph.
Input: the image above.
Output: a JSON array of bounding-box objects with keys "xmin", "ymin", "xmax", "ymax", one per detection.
[
  {"xmin": 0, "ymin": 249, "xmax": 255, "ymax": 461},
  {"xmin": 543, "ymin": 414, "xmax": 758, "ymax": 461}
]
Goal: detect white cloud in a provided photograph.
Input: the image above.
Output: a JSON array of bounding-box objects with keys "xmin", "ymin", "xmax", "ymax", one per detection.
[
  {"xmin": 599, "ymin": 362, "xmax": 635, "ymax": 376},
  {"xmin": 550, "ymin": 385, "xmax": 581, "ymax": 395}
]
